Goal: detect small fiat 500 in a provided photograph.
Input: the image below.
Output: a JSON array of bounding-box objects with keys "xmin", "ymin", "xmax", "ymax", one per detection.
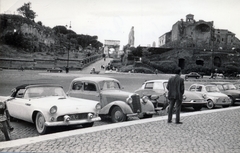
[
  {"xmin": 0, "ymin": 84, "xmax": 101, "ymax": 134},
  {"xmin": 67, "ymin": 77, "xmax": 155, "ymax": 123}
]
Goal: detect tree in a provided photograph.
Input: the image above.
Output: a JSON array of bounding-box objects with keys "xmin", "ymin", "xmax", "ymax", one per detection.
[{"xmin": 17, "ymin": 2, "xmax": 37, "ymax": 20}]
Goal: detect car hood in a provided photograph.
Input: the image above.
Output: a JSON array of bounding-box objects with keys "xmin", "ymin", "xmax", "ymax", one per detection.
[
  {"xmin": 101, "ymin": 89, "xmax": 133, "ymax": 100},
  {"xmin": 223, "ymin": 90, "xmax": 240, "ymax": 95},
  {"xmin": 184, "ymin": 91, "xmax": 204, "ymax": 99},
  {"xmin": 206, "ymin": 92, "xmax": 228, "ymax": 97},
  {"xmin": 31, "ymin": 96, "xmax": 99, "ymax": 112}
]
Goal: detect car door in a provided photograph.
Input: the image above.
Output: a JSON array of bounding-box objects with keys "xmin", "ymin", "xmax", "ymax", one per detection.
[
  {"xmin": 69, "ymin": 81, "xmax": 100, "ymax": 102},
  {"xmin": 7, "ymin": 89, "xmax": 32, "ymax": 122}
]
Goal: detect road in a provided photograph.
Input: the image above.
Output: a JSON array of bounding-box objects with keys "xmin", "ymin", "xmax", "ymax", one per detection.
[{"xmin": 0, "ymin": 57, "xmax": 239, "ymax": 142}]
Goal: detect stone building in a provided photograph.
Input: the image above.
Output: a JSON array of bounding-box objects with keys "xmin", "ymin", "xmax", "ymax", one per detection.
[{"xmin": 159, "ymin": 14, "xmax": 240, "ymax": 49}]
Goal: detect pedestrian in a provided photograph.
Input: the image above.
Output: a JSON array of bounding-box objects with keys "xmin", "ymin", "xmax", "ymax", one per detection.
[{"xmin": 167, "ymin": 67, "xmax": 185, "ymax": 124}]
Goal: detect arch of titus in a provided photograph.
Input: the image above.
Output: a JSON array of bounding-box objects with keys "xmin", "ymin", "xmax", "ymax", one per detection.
[{"xmin": 103, "ymin": 40, "xmax": 120, "ymax": 57}]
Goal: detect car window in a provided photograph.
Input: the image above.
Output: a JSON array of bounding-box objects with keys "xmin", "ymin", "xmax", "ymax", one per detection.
[
  {"xmin": 216, "ymin": 85, "xmax": 224, "ymax": 91},
  {"xmin": 84, "ymin": 82, "xmax": 97, "ymax": 91},
  {"xmin": 189, "ymin": 85, "xmax": 196, "ymax": 91},
  {"xmin": 153, "ymin": 82, "xmax": 164, "ymax": 90},
  {"xmin": 15, "ymin": 89, "xmax": 26, "ymax": 98},
  {"xmin": 224, "ymin": 84, "xmax": 236, "ymax": 90},
  {"xmin": 144, "ymin": 82, "xmax": 153, "ymax": 89},
  {"xmin": 72, "ymin": 82, "xmax": 83, "ymax": 90},
  {"xmin": 196, "ymin": 86, "xmax": 202, "ymax": 92},
  {"xmin": 101, "ymin": 81, "xmax": 120, "ymax": 90},
  {"xmin": 24, "ymin": 87, "xmax": 66, "ymax": 98},
  {"xmin": 205, "ymin": 86, "xmax": 219, "ymax": 92}
]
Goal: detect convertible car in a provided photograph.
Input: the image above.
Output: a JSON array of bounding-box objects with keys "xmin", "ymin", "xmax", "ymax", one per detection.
[
  {"xmin": 0, "ymin": 84, "xmax": 101, "ymax": 135},
  {"xmin": 135, "ymin": 80, "xmax": 207, "ymax": 111},
  {"xmin": 67, "ymin": 77, "xmax": 155, "ymax": 123},
  {"xmin": 188, "ymin": 84, "xmax": 232, "ymax": 109}
]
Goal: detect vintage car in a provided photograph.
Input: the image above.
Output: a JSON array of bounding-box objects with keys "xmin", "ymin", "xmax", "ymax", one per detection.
[
  {"xmin": 47, "ymin": 67, "xmax": 63, "ymax": 73},
  {"xmin": 208, "ymin": 82, "xmax": 240, "ymax": 105},
  {"xmin": 67, "ymin": 77, "xmax": 155, "ymax": 123},
  {"xmin": 185, "ymin": 72, "xmax": 202, "ymax": 80},
  {"xmin": 0, "ymin": 84, "xmax": 101, "ymax": 135},
  {"xmin": 188, "ymin": 84, "xmax": 232, "ymax": 109},
  {"xmin": 135, "ymin": 80, "xmax": 207, "ymax": 111}
]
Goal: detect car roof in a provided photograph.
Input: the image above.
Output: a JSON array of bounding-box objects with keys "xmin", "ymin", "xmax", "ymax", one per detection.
[
  {"xmin": 191, "ymin": 83, "xmax": 215, "ymax": 87},
  {"xmin": 72, "ymin": 77, "xmax": 119, "ymax": 83},
  {"xmin": 208, "ymin": 82, "xmax": 232, "ymax": 85},
  {"xmin": 15, "ymin": 84, "xmax": 63, "ymax": 90},
  {"xmin": 144, "ymin": 80, "xmax": 168, "ymax": 83}
]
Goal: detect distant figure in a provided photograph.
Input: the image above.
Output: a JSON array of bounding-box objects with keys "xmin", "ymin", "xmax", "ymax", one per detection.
[
  {"xmin": 128, "ymin": 26, "xmax": 135, "ymax": 47},
  {"xmin": 167, "ymin": 68, "xmax": 185, "ymax": 124}
]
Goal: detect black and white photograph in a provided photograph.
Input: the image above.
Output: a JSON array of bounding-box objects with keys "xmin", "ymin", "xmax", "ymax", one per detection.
[{"xmin": 0, "ymin": 0, "xmax": 240, "ymax": 152}]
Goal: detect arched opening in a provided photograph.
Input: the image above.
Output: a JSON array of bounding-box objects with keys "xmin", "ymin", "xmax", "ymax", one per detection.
[
  {"xmin": 196, "ymin": 60, "xmax": 204, "ymax": 66},
  {"xmin": 213, "ymin": 56, "xmax": 221, "ymax": 67},
  {"xmin": 178, "ymin": 58, "xmax": 185, "ymax": 69}
]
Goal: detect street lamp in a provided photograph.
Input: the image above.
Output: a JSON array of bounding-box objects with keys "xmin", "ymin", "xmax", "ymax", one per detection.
[{"xmin": 65, "ymin": 21, "xmax": 71, "ymax": 73}]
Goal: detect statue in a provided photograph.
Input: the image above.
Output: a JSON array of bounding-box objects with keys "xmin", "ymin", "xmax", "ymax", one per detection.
[{"xmin": 128, "ymin": 26, "xmax": 134, "ymax": 47}]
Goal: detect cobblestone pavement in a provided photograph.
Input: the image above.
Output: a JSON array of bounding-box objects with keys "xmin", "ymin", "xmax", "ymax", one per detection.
[{"xmin": 0, "ymin": 107, "xmax": 240, "ymax": 153}]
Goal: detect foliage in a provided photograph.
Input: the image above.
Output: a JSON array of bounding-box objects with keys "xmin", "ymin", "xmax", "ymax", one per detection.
[{"xmin": 17, "ymin": 2, "xmax": 37, "ymax": 20}]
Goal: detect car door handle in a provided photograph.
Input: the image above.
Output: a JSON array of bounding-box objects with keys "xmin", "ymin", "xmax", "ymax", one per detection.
[{"xmin": 25, "ymin": 103, "xmax": 31, "ymax": 106}]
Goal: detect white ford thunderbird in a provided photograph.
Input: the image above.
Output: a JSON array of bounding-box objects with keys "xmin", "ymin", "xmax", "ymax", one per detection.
[{"xmin": 0, "ymin": 84, "xmax": 101, "ymax": 134}]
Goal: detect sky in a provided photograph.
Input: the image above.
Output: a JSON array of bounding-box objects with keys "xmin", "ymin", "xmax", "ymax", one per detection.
[{"xmin": 1, "ymin": 0, "xmax": 240, "ymax": 49}]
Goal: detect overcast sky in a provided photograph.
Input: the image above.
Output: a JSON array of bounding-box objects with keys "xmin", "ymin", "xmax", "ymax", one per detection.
[{"xmin": 1, "ymin": 0, "xmax": 240, "ymax": 49}]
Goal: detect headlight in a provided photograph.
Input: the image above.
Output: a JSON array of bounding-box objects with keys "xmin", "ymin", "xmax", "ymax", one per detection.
[
  {"xmin": 183, "ymin": 95, "xmax": 187, "ymax": 100},
  {"xmin": 142, "ymin": 96, "xmax": 150, "ymax": 104},
  {"xmin": 96, "ymin": 103, "xmax": 101, "ymax": 110},
  {"xmin": 50, "ymin": 106, "xmax": 57, "ymax": 114},
  {"xmin": 0, "ymin": 102, "xmax": 5, "ymax": 109},
  {"xmin": 126, "ymin": 97, "xmax": 133, "ymax": 104}
]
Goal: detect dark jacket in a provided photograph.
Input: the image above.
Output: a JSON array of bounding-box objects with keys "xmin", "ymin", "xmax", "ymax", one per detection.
[{"xmin": 167, "ymin": 74, "xmax": 185, "ymax": 100}]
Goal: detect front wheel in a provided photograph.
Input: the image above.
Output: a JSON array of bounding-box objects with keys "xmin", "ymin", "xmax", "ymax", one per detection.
[
  {"xmin": 35, "ymin": 112, "xmax": 49, "ymax": 135},
  {"xmin": 207, "ymin": 99, "xmax": 215, "ymax": 109},
  {"xmin": 2, "ymin": 121, "xmax": 12, "ymax": 141},
  {"xmin": 111, "ymin": 106, "xmax": 126, "ymax": 123}
]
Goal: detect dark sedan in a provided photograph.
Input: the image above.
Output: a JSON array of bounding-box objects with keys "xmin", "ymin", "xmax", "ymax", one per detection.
[{"xmin": 185, "ymin": 72, "xmax": 202, "ymax": 80}]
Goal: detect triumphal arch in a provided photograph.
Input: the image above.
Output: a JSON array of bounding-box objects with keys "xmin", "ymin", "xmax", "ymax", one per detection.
[{"xmin": 104, "ymin": 40, "xmax": 120, "ymax": 58}]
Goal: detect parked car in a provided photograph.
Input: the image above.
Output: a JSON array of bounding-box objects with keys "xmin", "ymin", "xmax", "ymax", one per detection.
[
  {"xmin": 67, "ymin": 77, "xmax": 155, "ymax": 122},
  {"xmin": 135, "ymin": 80, "xmax": 207, "ymax": 111},
  {"xmin": 47, "ymin": 67, "xmax": 63, "ymax": 73},
  {"xmin": 188, "ymin": 84, "xmax": 232, "ymax": 109},
  {"xmin": 0, "ymin": 84, "xmax": 101, "ymax": 135},
  {"xmin": 208, "ymin": 82, "xmax": 240, "ymax": 105},
  {"xmin": 185, "ymin": 72, "xmax": 202, "ymax": 80},
  {"xmin": 234, "ymin": 82, "xmax": 240, "ymax": 90}
]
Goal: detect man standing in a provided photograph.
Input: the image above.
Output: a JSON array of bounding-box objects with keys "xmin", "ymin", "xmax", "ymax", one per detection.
[{"xmin": 167, "ymin": 68, "xmax": 185, "ymax": 124}]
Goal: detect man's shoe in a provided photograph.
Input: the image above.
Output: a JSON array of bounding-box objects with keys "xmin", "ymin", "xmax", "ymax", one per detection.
[
  {"xmin": 167, "ymin": 121, "xmax": 172, "ymax": 123},
  {"xmin": 175, "ymin": 122, "xmax": 183, "ymax": 124}
]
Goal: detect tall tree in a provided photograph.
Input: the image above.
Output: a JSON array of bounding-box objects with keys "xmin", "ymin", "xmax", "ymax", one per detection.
[{"xmin": 17, "ymin": 2, "xmax": 37, "ymax": 20}]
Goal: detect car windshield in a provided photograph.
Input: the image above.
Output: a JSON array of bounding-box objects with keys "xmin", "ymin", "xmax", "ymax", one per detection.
[
  {"xmin": 205, "ymin": 86, "xmax": 219, "ymax": 92},
  {"xmin": 223, "ymin": 84, "xmax": 237, "ymax": 90},
  {"xmin": 24, "ymin": 86, "xmax": 66, "ymax": 98},
  {"xmin": 101, "ymin": 81, "xmax": 120, "ymax": 90}
]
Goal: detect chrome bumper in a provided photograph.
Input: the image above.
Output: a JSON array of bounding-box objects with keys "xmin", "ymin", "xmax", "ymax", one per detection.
[{"xmin": 45, "ymin": 117, "xmax": 101, "ymax": 126}]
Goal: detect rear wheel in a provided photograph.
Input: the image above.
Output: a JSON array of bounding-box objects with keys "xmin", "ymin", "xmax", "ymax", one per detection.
[
  {"xmin": 111, "ymin": 106, "xmax": 126, "ymax": 123},
  {"xmin": 207, "ymin": 99, "xmax": 215, "ymax": 109},
  {"xmin": 2, "ymin": 121, "xmax": 11, "ymax": 141},
  {"xmin": 35, "ymin": 112, "xmax": 49, "ymax": 135},
  {"xmin": 229, "ymin": 96, "xmax": 235, "ymax": 106}
]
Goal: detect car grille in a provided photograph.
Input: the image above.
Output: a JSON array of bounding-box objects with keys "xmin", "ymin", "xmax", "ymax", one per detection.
[
  {"xmin": 131, "ymin": 94, "xmax": 141, "ymax": 113},
  {"xmin": 57, "ymin": 113, "xmax": 91, "ymax": 121}
]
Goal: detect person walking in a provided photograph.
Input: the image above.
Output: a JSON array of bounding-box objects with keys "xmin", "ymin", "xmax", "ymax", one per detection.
[{"xmin": 167, "ymin": 68, "xmax": 185, "ymax": 124}]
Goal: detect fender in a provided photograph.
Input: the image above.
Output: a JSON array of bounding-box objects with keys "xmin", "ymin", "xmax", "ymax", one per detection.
[
  {"xmin": 140, "ymin": 99, "xmax": 155, "ymax": 112},
  {"xmin": 100, "ymin": 100, "xmax": 133, "ymax": 115}
]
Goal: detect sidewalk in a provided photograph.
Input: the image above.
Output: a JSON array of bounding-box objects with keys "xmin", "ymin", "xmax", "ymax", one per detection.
[{"xmin": 0, "ymin": 107, "xmax": 240, "ymax": 153}]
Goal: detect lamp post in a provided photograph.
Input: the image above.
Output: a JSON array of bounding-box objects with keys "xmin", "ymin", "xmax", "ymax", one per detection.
[{"xmin": 65, "ymin": 21, "xmax": 71, "ymax": 73}]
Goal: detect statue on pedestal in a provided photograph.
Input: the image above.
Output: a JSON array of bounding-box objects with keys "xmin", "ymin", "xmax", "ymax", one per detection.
[{"xmin": 128, "ymin": 26, "xmax": 134, "ymax": 47}]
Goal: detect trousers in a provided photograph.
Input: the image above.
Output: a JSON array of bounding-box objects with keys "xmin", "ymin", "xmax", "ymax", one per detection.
[{"xmin": 168, "ymin": 98, "xmax": 182, "ymax": 123}]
